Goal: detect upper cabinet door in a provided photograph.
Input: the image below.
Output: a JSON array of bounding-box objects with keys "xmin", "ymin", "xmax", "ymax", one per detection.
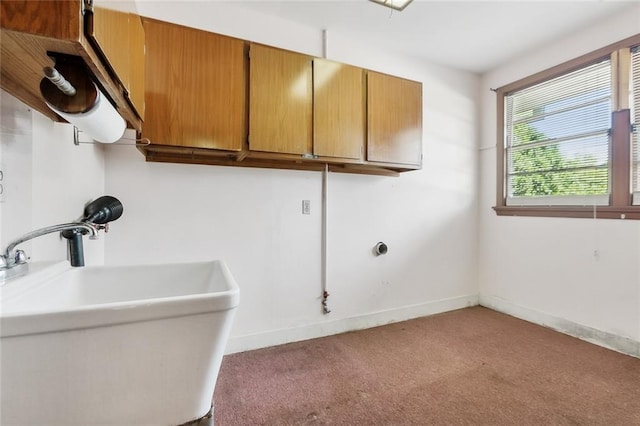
[
  {"xmin": 87, "ymin": 7, "xmax": 144, "ymax": 119},
  {"xmin": 313, "ymin": 59, "xmax": 365, "ymax": 160},
  {"xmin": 127, "ymin": 14, "xmax": 145, "ymax": 119},
  {"xmin": 89, "ymin": 7, "xmax": 130, "ymax": 92},
  {"xmin": 143, "ymin": 19, "xmax": 247, "ymax": 150},
  {"xmin": 367, "ymin": 72, "xmax": 422, "ymax": 166},
  {"xmin": 249, "ymin": 44, "xmax": 312, "ymax": 155}
]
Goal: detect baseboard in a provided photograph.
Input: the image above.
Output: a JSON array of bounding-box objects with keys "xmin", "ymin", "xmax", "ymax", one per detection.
[
  {"xmin": 480, "ymin": 294, "xmax": 640, "ymax": 358},
  {"xmin": 225, "ymin": 293, "xmax": 479, "ymax": 354}
]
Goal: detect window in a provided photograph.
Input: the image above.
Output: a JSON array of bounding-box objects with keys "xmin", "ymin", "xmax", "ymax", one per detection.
[
  {"xmin": 495, "ymin": 35, "xmax": 640, "ymax": 220},
  {"xmin": 632, "ymin": 45, "xmax": 640, "ymax": 205}
]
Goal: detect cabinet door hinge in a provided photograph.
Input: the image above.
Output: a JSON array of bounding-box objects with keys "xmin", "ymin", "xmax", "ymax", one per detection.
[{"xmin": 83, "ymin": 0, "xmax": 93, "ymax": 13}]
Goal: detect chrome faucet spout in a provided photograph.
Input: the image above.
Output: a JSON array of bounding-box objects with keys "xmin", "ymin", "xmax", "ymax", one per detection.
[{"xmin": 1, "ymin": 222, "xmax": 99, "ymax": 269}]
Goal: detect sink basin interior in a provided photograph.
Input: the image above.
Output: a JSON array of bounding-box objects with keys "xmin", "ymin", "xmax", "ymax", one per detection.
[{"xmin": 1, "ymin": 261, "xmax": 235, "ymax": 315}]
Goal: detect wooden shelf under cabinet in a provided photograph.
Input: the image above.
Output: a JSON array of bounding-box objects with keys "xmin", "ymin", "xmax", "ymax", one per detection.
[{"xmin": 141, "ymin": 144, "xmax": 420, "ymax": 177}]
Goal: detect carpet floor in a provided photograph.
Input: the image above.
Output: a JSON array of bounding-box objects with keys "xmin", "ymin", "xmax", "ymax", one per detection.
[{"xmin": 213, "ymin": 307, "xmax": 640, "ymax": 425}]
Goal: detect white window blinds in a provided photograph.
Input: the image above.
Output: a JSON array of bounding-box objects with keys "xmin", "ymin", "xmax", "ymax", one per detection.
[
  {"xmin": 504, "ymin": 59, "xmax": 612, "ymax": 206},
  {"xmin": 632, "ymin": 46, "xmax": 640, "ymax": 205}
]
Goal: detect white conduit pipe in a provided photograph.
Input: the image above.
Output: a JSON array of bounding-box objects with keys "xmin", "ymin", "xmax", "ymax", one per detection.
[
  {"xmin": 320, "ymin": 30, "xmax": 331, "ymax": 314},
  {"xmin": 321, "ymin": 163, "xmax": 330, "ymax": 314},
  {"xmin": 322, "ymin": 29, "xmax": 328, "ymax": 59}
]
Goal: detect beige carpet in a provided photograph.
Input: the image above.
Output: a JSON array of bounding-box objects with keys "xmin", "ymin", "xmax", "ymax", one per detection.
[{"xmin": 213, "ymin": 307, "xmax": 640, "ymax": 425}]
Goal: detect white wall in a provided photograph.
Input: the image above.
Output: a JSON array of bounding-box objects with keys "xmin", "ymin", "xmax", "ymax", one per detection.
[
  {"xmin": 104, "ymin": 2, "xmax": 480, "ymax": 353},
  {"xmin": 3, "ymin": 0, "xmax": 637, "ymax": 359},
  {"xmin": 4, "ymin": 1, "xmax": 637, "ymax": 358},
  {"xmin": 0, "ymin": 92, "xmax": 105, "ymax": 265},
  {"xmin": 478, "ymin": 5, "xmax": 640, "ymax": 356}
]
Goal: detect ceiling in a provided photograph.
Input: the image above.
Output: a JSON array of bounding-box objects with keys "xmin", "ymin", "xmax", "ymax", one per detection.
[{"xmin": 233, "ymin": 0, "xmax": 636, "ymax": 73}]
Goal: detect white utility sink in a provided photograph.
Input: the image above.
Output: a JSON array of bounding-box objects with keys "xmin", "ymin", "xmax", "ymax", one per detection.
[{"xmin": 1, "ymin": 260, "xmax": 240, "ymax": 425}]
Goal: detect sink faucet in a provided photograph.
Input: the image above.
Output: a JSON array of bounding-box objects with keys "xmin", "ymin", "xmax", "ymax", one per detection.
[
  {"xmin": 0, "ymin": 196, "xmax": 122, "ymax": 278},
  {"xmin": 0, "ymin": 222, "xmax": 99, "ymax": 270}
]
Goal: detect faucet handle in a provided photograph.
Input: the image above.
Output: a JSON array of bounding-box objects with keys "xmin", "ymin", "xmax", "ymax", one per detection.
[
  {"xmin": 14, "ymin": 249, "xmax": 28, "ymax": 264},
  {"xmin": 86, "ymin": 223, "xmax": 108, "ymax": 239},
  {"xmin": 1, "ymin": 249, "xmax": 28, "ymax": 269}
]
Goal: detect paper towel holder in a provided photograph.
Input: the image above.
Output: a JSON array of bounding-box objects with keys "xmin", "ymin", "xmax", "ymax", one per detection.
[
  {"xmin": 40, "ymin": 56, "xmax": 126, "ymax": 143},
  {"xmin": 73, "ymin": 126, "xmax": 150, "ymax": 147},
  {"xmin": 40, "ymin": 61, "xmax": 97, "ymax": 114}
]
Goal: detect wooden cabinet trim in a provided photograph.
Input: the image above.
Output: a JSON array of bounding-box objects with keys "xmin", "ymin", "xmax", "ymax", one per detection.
[{"xmin": 143, "ymin": 145, "xmax": 407, "ymax": 176}]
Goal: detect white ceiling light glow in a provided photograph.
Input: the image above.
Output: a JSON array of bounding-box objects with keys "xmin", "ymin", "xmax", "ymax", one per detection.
[{"xmin": 369, "ymin": 0, "xmax": 414, "ymax": 12}]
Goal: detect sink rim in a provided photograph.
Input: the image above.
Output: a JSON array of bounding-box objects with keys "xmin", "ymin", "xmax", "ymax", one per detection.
[{"xmin": 0, "ymin": 260, "xmax": 240, "ymax": 338}]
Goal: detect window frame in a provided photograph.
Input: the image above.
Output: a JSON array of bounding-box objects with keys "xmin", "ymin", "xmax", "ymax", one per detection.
[{"xmin": 494, "ymin": 34, "xmax": 640, "ymax": 220}]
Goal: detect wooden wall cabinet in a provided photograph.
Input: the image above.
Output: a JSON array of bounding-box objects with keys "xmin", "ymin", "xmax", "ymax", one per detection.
[
  {"xmin": 313, "ymin": 58, "xmax": 365, "ymax": 160},
  {"xmin": 249, "ymin": 43, "xmax": 313, "ymax": 155},
  {"xmin": 367, "ymin": 71, "xmax": 422, "ymax": 166},
  {"xmin": 138, "ymin": 21, "xmax": 421, "ymax": 175},
  {"xmin": 142, "ymin": 18, "xmax": 247, "ymax": 151},
  {"xmin": 1, "ymin": 5, "xmax": 422, "ymax": 175},
  {"xmin": 0, "ymin": 0, "xmax": 143, "ymax": 130}
]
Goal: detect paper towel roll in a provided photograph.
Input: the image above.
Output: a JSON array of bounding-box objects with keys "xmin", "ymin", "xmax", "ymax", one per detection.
[
  {"xmin": 45, "ymin": 87, "xmax": 126, "ymax": 143},
  {"xmin": 40, "ymin": 60, "xmax": 127, "ymax": 144}
]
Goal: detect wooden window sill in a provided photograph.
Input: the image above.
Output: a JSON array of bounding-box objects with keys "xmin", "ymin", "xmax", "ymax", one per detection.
[{"xmin": 493, "ymin": 205, "xmax": 640, "ymax": 220}]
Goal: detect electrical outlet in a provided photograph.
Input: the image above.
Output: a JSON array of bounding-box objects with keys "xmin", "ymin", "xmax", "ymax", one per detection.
[{"xmin": 302, "ymin": 200, "xmax": 311, "ymax": 215}]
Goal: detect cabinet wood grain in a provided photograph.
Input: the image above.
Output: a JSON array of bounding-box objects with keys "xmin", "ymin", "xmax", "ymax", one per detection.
[
  {"xmin": 367, "ymin": 71, "xmax": 422, "ymax": 166},
  {"xmin": 313, "ymin": 59, "xmax": 365, "ymax": 159},
  {"xmin": 0, "ymin": 0, "xmax": 81, "ymax": 41},
  {"xmin": 88, "ymin": 6, "xmax": 146, "ymax": 117},
  {"xmin": 142, "ymin": 19, "xmax": 247, "ymax": 150},
  {"xmin": 128, "ymin": 14, "xmax": 145, "ymax": 117},
  {"xmin": 249, "ymin": 44, "xmax": 312, "ymax": 155},
  {"xmin": 89, "ymin": 7, "xmax": 130, "ymax": 98}
]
